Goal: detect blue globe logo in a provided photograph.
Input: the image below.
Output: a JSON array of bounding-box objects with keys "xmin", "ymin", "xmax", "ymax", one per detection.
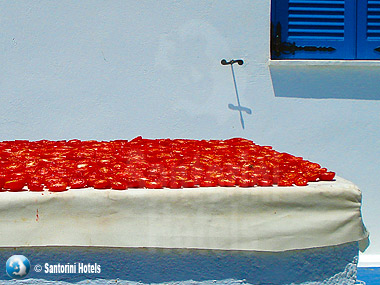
[{"xmin": 6, "ymin": 255, "xmax": 30, "ymax": 279}]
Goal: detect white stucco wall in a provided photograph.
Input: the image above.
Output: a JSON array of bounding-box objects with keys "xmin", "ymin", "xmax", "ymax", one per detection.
[{"xmin": 1, "ymin": 1, "xmax": 379, "ymax": 256}]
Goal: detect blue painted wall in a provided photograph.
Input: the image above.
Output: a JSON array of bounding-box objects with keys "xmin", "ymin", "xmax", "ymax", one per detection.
[
  {"xmin": 0, "ymin": 1, "xmax": 379, "ymax": 257},
  {"xmin": 0, "ymin": 243, "xmax": 359, "ymax": 284}
]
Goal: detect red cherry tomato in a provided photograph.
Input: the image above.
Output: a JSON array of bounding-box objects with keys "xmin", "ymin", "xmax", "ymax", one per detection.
[
  {"xmin": 319, "ymin": 167, "xmax": 328, "ymax": 174},
  {"xmin": 28, "ymin": 179, "xmax": 44, "ymax": 191},
  {"xmin": 110, "ymin": 181, "xmax": 128, "ymax": 190},
  {"xmin": 69, "ymin": 178, "xmax": 87, "ymax": 189},
  {"xmin": 127, "ymin": 178, "xmax": 142, "ymax": 188},
  {"xmin": 218, "ymin": 177, "xmax": 236, "ymax": 187},
  {"xmin": 48, "ymin": 180, "xmax": 68, "ymax": 192},
  {"xmin": 303, "ymin": 171, "xmax": 320, "ymax": 182},
  {"xmin": 319, "ymin": 171, "xmax": 335, "ymax": 181},
  {"xmin": 237, "ymin": 178, "xmax": 255, "ymax": 187},
  {"xmin": 0, "ymin": 174, "xmax": 5, "ymax": 189},
  {"xmin": 199, "ymin": 179, "xmax": 217, "ymax": 187},
  {"xmin": 145, "ymin": 180, "xmax": 163, "ymax": 189},
  {"xmin": 183, "ymin": 179, "xmax": 196, "ymax": 188},
  {"xmin": 86, "ymin": 173, "xmax": 99, "ymax": 187},
  {"xmin": 295, "ymin": 176, "xmax": 308, "ymax": 186},
  {"xmin": 93, "ymin": 179, "xmax": 110, "ymax": 189},
  {"xmin": 271, "ymin": 174, "xmax": 281, "ymax": 185},
  {"xmin": 168, "ymin": 180, "xmax": 182, "ymax": 189},
  {"xmin": 257, "ymin": 178, "xmax": 273, "ymax": 187},
  {"xmin": 278, "ymin": 179, "xmax": 293, "ymax": 187},
  {"xmin": 4, "ymin": 179, "xmax": 26, "ymax": 191},
  {"xmin": 158, "ymin": 176, "xmax": 170, "ymax": 188},
  {"xmin": 5, "ymin": 162, "xmax": 25, "ymax": 174}
]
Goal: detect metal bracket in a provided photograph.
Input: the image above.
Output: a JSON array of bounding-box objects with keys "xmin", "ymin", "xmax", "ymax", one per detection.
[
  {"xmin": 271, "ymin": 22, "xmax": 336, "ymax": 57},
  {"xmin": 221, "ymin": 59, "xmax": 244, "ymax": 66}
]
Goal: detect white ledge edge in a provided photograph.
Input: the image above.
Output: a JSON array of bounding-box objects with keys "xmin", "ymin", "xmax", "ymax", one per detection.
[
  {"xmin": 269, "ymin": 59, "xmax": 380, "ymax": 67},
  {"xmin": 358, "ymin": 254, "xmax": 380, "ymax": 267}
]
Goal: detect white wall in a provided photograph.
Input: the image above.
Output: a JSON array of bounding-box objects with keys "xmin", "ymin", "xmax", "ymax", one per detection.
[{"xmin": 1, "ymin": 1, "xmax": 379, "ymax": 255}]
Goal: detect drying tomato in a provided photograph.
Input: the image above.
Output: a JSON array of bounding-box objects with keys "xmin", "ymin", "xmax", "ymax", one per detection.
[
  {"xmin": 0, "ymin": 174, "xmax": 5, "ymax": 189},
  {"xmin": 257, "ymin": 178, "xmax": 273, "ymax": 187},
  {"xmin": 127, "ymin": 179, "xmax": 141, "ymax": 188},
  {"xmin": 5, "ymin": 162, "xmax": 25, "ymax": 173},
  {"xmin": 110, "ymin": 181, "xmax": 128, "ymax": 190},
  {"xmin": 86, "ymin": 173, "xmax": 100, "ymax": 187},
  {"xmin": 218, "ymin": 177, "xmax": 236, "ymax": 187},
  {"xmin": 303, "ymin": 171, "xmax": 320, "ymax": 182},
  {"xmin": 28, "ymin": 177, "xmax": 44, "ymax": 191},
  {"xmin": 93, "ymin": 179, "xmax": 110, "ymax": 189},
  {"xmin": 319, "ymin": 167, "xmax": 328, "ymax": 174},
  {"xmin": 69, "ymin": 178, "xmax": 87, "ymax": 189},
  {"xmin": 237, "ymin": 178, "xmax": 255, "ymax": 187},
  {"xmin": 278, "ymin": 179, "xmax": 293, "ymax": 187},
  {"xmin": 183, "ymin": 179, "xmax": 196, "ymax": 188},
  {"xmin": 295, "ymin": 176, "xmax": 308, "ymax": 186},
  {"xmin": 47, "ymin": 180, "xmax": 68, "ymax": 192},
  {"xmin": 199, "ymin": 179, "xmax": 217, "ymax": 187},
  {"xmin": 4, "ymin": 178, "xmax": 26, "ymax": 191},
  {"xmin": 145, "ymin": 180, "xmax": 163, "ymax": 189},
  {"xmin": 159, "ymin": 176, "xmax": 171, "ymax": 187},
  {"xmin": 320, "ymin": 171, "xmax": 335, "ymax": 181},
  {"xmin": 168, "ymin": 180, "xmax": 182, "ymax": 189}
]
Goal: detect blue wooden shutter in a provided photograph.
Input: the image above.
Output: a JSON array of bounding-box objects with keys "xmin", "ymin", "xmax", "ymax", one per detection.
[
  {"xmin": 357, "ymin": 0, "xmax": 380, "ymax": 59},
  {"xmin": 272, "ymin": 0, "xmax": 356, "ymax": 59}
]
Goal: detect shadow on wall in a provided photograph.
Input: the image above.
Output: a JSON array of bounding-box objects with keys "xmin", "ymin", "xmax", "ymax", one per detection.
[{"xmin": 269, "ymin": 64, "xmax": 380, "ymax": 100}]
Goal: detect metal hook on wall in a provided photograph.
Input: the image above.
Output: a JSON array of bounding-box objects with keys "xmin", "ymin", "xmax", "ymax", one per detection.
[{"xmin": 221, "ymin": 59, "xmax": 244, "ymax": 66}]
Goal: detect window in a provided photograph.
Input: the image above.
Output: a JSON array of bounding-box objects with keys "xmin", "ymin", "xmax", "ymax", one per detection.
[{"xmin": 271, "ymin": 0, "xmax": 380, "ymax": 59}]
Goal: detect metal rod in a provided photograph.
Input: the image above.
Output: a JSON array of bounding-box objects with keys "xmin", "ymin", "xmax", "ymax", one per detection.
[{"xmin": 230, "ymin": 64, "xmax": 245, "ymax": 129}]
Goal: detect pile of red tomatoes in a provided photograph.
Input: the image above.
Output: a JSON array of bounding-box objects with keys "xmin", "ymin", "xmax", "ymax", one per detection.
[{"xmin": 0, "ymin": 137, "xmax": 335, "ymax": 192}]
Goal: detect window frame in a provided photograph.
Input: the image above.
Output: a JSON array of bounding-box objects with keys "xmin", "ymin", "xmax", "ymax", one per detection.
[{"xmin": 270, "ymin": 0, "xmax": 380, "ymax": 60}]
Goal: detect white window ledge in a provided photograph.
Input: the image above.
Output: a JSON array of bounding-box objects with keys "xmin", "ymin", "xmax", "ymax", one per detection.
[
  {"xmin": 269, "ymin": 59, "xmax": 380, "ymax": 99},
  {"xmin": 358, "ymin": 254, "xmax": 380, "ymax": 267},
  {"xmin": 269, "ymin": 59, "xmax": 380, "ymax": 67}
]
